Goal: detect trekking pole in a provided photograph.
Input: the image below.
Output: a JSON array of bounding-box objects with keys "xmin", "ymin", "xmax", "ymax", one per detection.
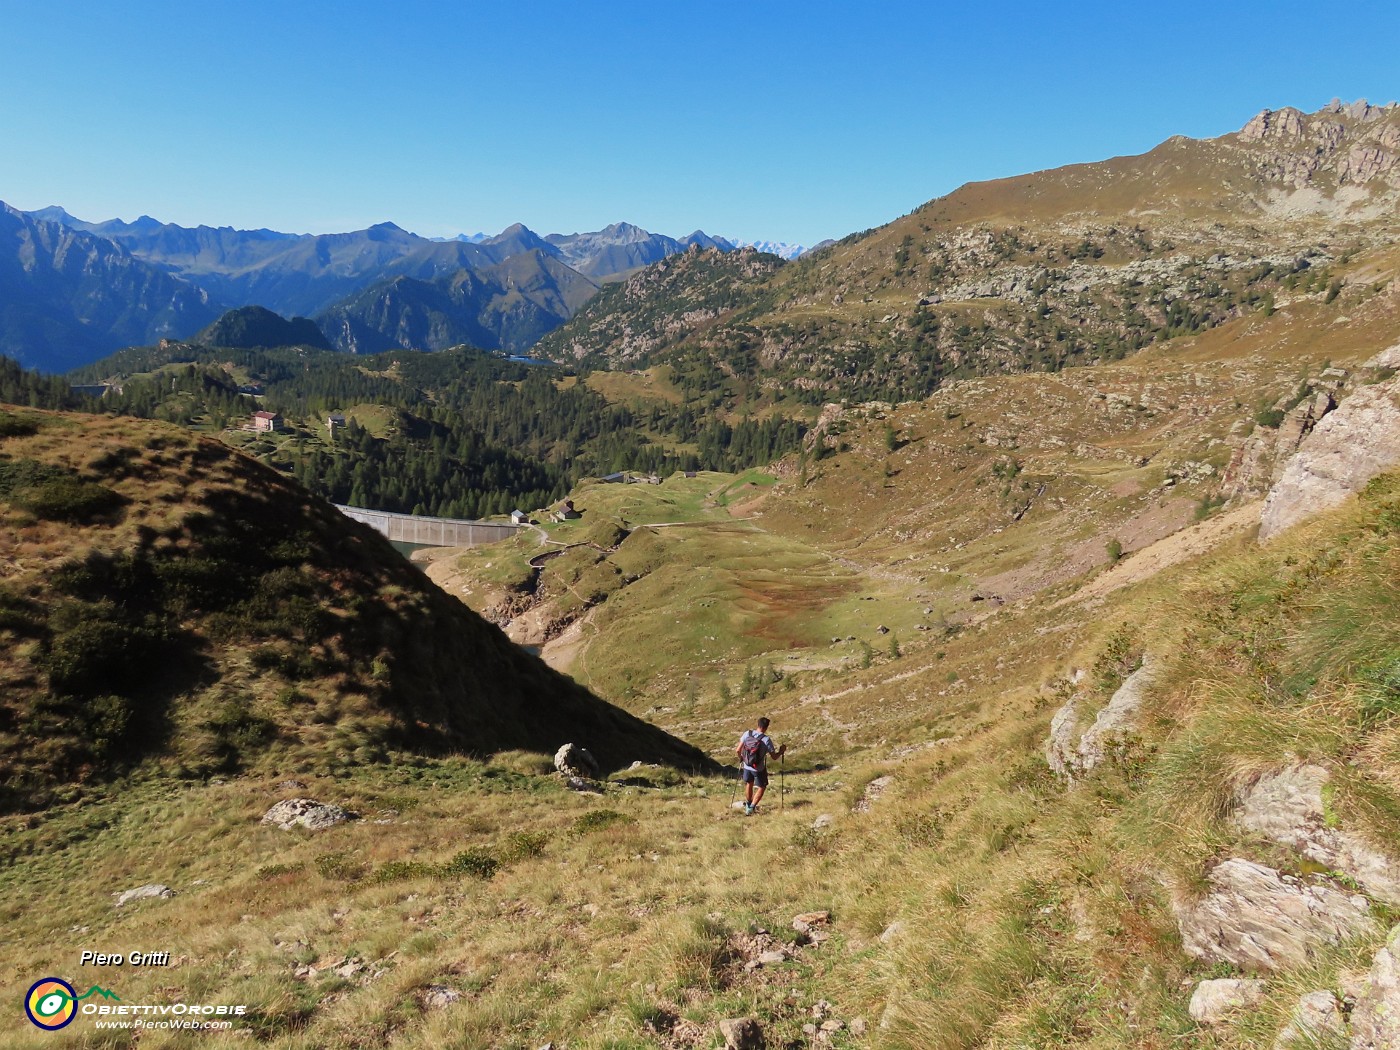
[
  {"xmin": 729, "ymin": 762, "xmax": 740, "ymax": 813},
  {"xmin": 780, "ymin": 752, "xmax": 785, "ymax": 813}
]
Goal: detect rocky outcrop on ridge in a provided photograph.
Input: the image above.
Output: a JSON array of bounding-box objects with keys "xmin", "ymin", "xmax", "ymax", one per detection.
[{"xmin": 1259, "ymin": 352, "xmax": 1400, "ymax": 540}]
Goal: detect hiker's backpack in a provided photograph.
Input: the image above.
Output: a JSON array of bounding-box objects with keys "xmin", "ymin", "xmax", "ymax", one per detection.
[{"xmin": 738, "ymin": 732, "xmax": 764, "ymax": 768}]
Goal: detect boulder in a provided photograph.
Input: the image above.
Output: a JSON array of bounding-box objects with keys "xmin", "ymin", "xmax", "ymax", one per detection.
[
  {"xmin": 1236, "ymin": 764, "xmax": 1400, "ymax": 905},
  {"xmin": 261, "ymin": 798, "xmax": 354, "ymax": 831},
  {"xmin": 554, "ymin": 743, "xmax": 599, "ymax": 779},
  {"xmin": 879, "ymin": 921, "xmax": 905, "ymax": 944},
  {"xmin": 1259, "ymin": 373, "xmax": 1400, "ymax": 541},
  {"xmin": 1350, "ymin": 924, "xmax": 1400, "ymax": 1050},
  {"xmin": 1274, "ymin": 990, "xmax": 1345, "ymax": 1048},
  {"xmin": 718, "ymin": 1016, "xmax": 764, "ymax": 1049},
  {"xmin": 114, "ymin": 884, "xmax": 175, "ymax": 907},
  {"xmin": 1189, "ymin": 978, "xmax": 1268, "ymax": 1024},
  {"xmin": 1046, "ymin": 657, "xmax": 1154, "ymax": 779},
  {"xmin": 419, "ymin": 985, "xmax": 462, "ymax": 1010},
  {"xmin": 1177, "ymin": 858, "xmax": 1376, "ymax": 971}
]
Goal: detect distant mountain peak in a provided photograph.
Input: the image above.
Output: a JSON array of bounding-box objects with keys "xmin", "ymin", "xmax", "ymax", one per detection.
[
  {"xmin": 725, "ymin": 238, "xmax": 810, "ymax": 260},
  {"xmin": 29, "ymin": 205, "xmax": 83, "ymax": 227}
]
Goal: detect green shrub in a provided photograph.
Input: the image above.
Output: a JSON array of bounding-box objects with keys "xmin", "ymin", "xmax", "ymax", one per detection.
[
  {"xmin": 40, "ymin": 614, "xmax": 163, "ymax": 697},
  {"xmin": 372, "ymin": 860, "xmax": 436, "ymax": 883},
  {"xmin": 1254, "ymin": 407, "xmax": 1285, "ymax": 429},
  {"xmin": 12, "ymin": 477, "xmax": 123, "ymax": 521},
  {"xmin": 1105, "ymin": 538, "xmax": 1123, "ymax": 563},
  {"xmin": 895, "ymin": 810, "xmax": 945, "ymax": 847},
  {"xmin": 255, "ymin": 862, "xmax": 305, "ymax": 881},
  {"xmin": 502, "ymin": 829, "xmax": 549, "ymax": 861},
  {"xmin": 0, "ymin": 411, "xmax": 39, "ymax": 437},
  {"xmin": 572, "ymin": 809, "xmax": 634, "ymax": 836},
  {"xmin": 440, "ymin": 848, "xmax": 499, "ymax": 880},
  {"xmin": 314, "ymin": 851, "xmax": 365, "ymax": 882}
]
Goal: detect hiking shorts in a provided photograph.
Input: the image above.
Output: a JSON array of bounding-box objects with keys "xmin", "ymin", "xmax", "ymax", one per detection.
[{"xmin": 741, "ymin": 768, "xmax": 768, "ymax": 788}]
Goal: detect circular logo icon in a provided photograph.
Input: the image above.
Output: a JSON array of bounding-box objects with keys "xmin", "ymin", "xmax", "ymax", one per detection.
[{"xmin": 25, "ymin": 978, "xmax": 77, "ymax": 1030}]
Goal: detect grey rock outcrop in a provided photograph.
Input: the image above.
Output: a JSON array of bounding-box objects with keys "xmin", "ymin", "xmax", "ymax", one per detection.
[
  {"xmin": 1236, "ymin": 764, "xmax": 1400, "ymax": 905},
  {"xmin": 1351, "ymin": 924, "xmax": 1400, "ymax": 1050},
  {"xmin": 1177, "ymin": 858, "xmax": 1376, "ymax": 971},
  {"xmin": 114, "ymin": 883, "xmax": 175, "ymax": 907},
  {"xmin": 1274, "ymin": 990, "xmax": 1345, "ymax": 1049},
  {"xmin": 554, "ymin": 743, "xmax": 599, "ymax": 780},
  {"xmin": 1259, "ymin": 369, "xmax": 1400, "ymax": 541},
  {"xmin": 261, "ymin": 798, "xmax": 354, "ymax": 831},
  {"xmin": 1189, "ymin": 978, "xmax": 1268, "ymax": 1024},
  {"xmin": 1046, "ymin": 657, "xmax": 1154, "ymax": 778},
  {"xmin": 1222, "ymin": 390, "xmax": 1335, "ymax": 501},
  {"xmin": 419, "ymin": 985, "xmax": 462, "ymax": 1010},
  {"xmin": 719, "ymin": 1016, "xmax": 765, "ymax": 1049}
]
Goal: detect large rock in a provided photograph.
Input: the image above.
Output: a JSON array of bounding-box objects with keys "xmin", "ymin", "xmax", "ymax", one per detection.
[
  {"xmin": 1259, "ymin": 369, "xmax": 1400, "ymax": 541},
  {"xmin": 1177, "ymin": 858, "xmax": 1376, "ymax": 971},
  {"xmin": 554, "ymin": 743, "xmax": 599, "ymax": 780},
  {"xmin": 114, "ymin": 883, "xmax": 175, "ymax": 907},
  {"xmin": 1351, "ymin": 924, "xmax": 1400, "ymax": 1050},
  {"xmin": 1274, "ymin": 990, "xmax": 1345, "ymax": 1049},
  {"xmin": 718, "ymin": 1016, "xmax": 764, "ymax": 1049},
  {"xmin": 1222, "ymin": 390, "xmax": 1336, "ymax": 501},
  {"xmin": 1236, "ymin": 764, "xmax": 1400, "ymax": 905},
  {"xmin": 1045, "ymin": 657, "xmax": 1154, "ymax": 778},
  {"xmin": 261, "ymin": 798, "xmax": 354, "ymax": 831},
  {"xmin": 1189, "ymin": 978, "xmax": 1268, "ymax": 1024}
]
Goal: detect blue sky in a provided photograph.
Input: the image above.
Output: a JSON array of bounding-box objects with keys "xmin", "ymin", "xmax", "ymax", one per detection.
[{"xmin": 1, "ymin": 1, "xmax": 1397, "ymax": 245}]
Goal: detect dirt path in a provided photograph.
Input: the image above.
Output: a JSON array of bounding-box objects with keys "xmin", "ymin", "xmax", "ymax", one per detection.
[{"xmin": 1056, "ymin": 501, "xmax": 1262, "ymax": 607}]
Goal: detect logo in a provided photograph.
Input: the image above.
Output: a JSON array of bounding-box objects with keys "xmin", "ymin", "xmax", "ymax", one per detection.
[{"xmin": 24, "ymin": 979, "xmax": 120, "ymax": 1030}]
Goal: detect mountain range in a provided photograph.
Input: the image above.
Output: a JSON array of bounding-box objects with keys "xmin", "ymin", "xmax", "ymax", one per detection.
[
  {"xmin": 540, "ymin": 99, "xmax": 1400, "ymax": 408},
  {"xmin": 0, "ymin": 208, "xmax": 746, "ymax": 369}
]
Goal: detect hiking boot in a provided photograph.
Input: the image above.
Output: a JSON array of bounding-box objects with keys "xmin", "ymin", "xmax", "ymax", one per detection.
[{"xmin": 744, "ymin": 803, "xmax": 754, "ymax": 815}]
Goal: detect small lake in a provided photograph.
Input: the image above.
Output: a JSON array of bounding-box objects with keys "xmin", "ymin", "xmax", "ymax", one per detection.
[{"xmin": 389, "ymin": 540, "xmax": 436, "ymax": 559}]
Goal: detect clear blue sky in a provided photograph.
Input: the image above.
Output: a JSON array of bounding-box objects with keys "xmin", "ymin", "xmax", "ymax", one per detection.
[{"xmin": 2, "ymin": 1, "xmax": 1397, "ymax": 246}]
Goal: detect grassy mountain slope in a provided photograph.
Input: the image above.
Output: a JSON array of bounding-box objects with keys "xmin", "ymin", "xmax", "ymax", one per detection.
[
  {"xmin": 446, "ymin": 244, "xmax": 1400, "ymax": 737},
  {"xmin": 2, "ymin": 376, "xmax": 1396, "ymax": 1049},
  {"xmin": 0, "ymin": 408, "xmax": 709, "ymax": 812},
  {"xmin": 543, "ymin": 102, "xmax": 1400, "ymax": 410}
]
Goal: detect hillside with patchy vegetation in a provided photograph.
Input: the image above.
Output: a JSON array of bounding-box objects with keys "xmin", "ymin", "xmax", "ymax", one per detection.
[
  {"xmin": 543, "ymin": 102, "xmax": 1400, "ymax": 411},
  {"xmin": 2, "ymin": 99, "xmax": 1399, "ymax": 1050},
  {"xmin": 0, "ymin": 409, "xmax": 708, "ymax": 813}
]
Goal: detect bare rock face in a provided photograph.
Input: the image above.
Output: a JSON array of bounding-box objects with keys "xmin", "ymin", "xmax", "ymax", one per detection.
[
  {"xmin": 1241, "ymin": 107, "xmax": 1308, "ymax": 143},
  {"xmin": 1045, "ymin": 657, "xmax": 1154, "ymax": 779},
  {"xmin": 1189, "ymin": 978, "xmax": 1268, "ymax": 1024},
  {"xmin": 1351, "ymin": 924, "xmax": 1400, "ymax": 1050},
  {"xmin": 553, "ymin": 743, "xmax": 599, "ymax": 779},
  {"xmin": 1177, "ymin": 858, "xmax": 1376, "ymax": 971},
  {"xmin": 1236, "ymin": 764, "xmax": 1400, "ymax": 905},
  {"xmin": 1259, "ymin": 371, "xmax": 1400, "ymax": 541},
  {"xmin": 1274, "ymin": 990, "xmax": 1345, "ymax": 1049},
  {"xmin": 1222, "ymin": 390, "xmax": 1335, "ymax": 501},
  {"xmin": 261, "ymin": 798, "xmax": 354, "ymax": 831}
]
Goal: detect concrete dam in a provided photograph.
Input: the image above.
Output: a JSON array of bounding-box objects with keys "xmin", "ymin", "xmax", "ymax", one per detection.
[{"xmin": 334, "ymin": 505, "xmax": 520, "ymax": 547}]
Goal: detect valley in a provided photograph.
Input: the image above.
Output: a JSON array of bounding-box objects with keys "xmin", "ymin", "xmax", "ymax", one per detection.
[{"xmin": 2, "ymin": 95, "xmax": 1400, "ymax": 1050}]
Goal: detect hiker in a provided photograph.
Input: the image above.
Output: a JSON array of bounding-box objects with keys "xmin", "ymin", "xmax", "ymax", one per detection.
[{"xmin": 736, "ymin": 717, "xmax": 785, "ymax": 815}]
